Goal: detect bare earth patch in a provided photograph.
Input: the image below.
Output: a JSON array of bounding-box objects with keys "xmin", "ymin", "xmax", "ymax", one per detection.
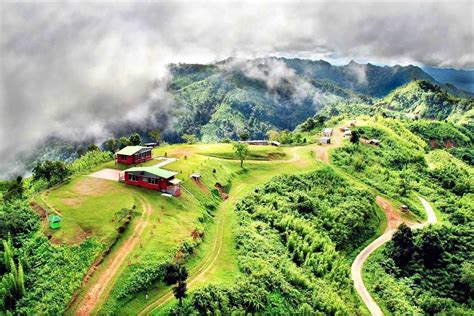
[{"xmin": 89, "ymin": 168, "xmax": 122, "ymax": 182}]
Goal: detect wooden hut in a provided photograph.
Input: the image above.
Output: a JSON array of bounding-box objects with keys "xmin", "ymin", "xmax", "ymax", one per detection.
[
  {"xmin": 320, "ymin": 137, "xmax": 331, "ymax": 144},
  {"xmin": 116, "ymin": 146, "xmax": 153, "ymax": 165}
]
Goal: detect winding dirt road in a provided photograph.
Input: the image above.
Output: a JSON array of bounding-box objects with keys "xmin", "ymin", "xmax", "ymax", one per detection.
[
  {"xmin": 351, "ymin": 196, "xmax": 437, "ymax": 316},
  {"xmin": 75, "ymin": 195, "xmax": 153, "ymax": 316}
]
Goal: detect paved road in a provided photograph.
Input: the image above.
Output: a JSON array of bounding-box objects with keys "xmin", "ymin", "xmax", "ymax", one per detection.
[{"xmin": 351, "ymin": 196, "xmax": 437, "ymax": 316}]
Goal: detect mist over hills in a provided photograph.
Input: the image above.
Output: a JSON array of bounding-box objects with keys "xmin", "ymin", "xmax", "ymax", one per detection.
[{"xmin": 1, "ymin": 57, "xmax": 473, "ymax": 179}]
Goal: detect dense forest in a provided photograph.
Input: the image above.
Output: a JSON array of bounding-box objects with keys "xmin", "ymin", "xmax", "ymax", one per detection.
[
  {"xmin": 171, "ymin": 167, "xmax": 381, "ymax": 314},
  {"xmin": 331, "ymin": 118, "xmax": 473, "ymax": 314}
]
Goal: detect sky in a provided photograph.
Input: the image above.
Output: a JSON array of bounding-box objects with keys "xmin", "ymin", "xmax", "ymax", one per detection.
[{"xmin": 0, "ymin": 1, "xmax": 473, "ymax": 177}]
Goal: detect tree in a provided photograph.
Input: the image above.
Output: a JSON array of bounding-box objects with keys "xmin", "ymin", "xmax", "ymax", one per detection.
[
  {"xmin": 104, "ymin": 138, "xmax": 118, "ymax": 153},
  {"xmin": 233, "ymin": 142, "xmax": 249, "ymax": 168},
  {"xmin": 350, "ymin": 131, "xmax": 360, "ymax": 144},
  {"xmin": 32, "ymin": 160, "xmax": 70, "ymax": 186},
  {"xmin": 182, "ymin": 134, "xmax": 198, "ymax": 144},
  {"xmin": 118, "ymin": 137, "xmax": 132, "ymax": 149},
  {"xmin": 390, "ymin": 224, "xmax": 415, "ymax": 267},
  {"xmin": 87, "ymin": 144, "xmax": 100, "ymax": 152},
  {"xmin": 129, "ymin": 133, "xmax": 142, "ymax": 146},
  {"xmin": 3, "ymin": 176, "xmax": 24, "ymax": 203},
  {"xmin": 420, "ymin": 229, "xmax": 444, "ymax": 268},
  {"xmin": 279, "ymin": 130, "xmax": 293, "ymax": 144},
  {"xmin": 266, "ymin": 130, "xmax": 280, "ymax": 142},
  {"xmin": 238, "ymin": 131, "xmax": 249, "ymax": 141},
  {"xmin": 148, "ymin": 129, "xmax": 161, "ymax": 144},
  {"xmin": 166, "ymin": 263, "xmax": 188, "ymax": 305}
]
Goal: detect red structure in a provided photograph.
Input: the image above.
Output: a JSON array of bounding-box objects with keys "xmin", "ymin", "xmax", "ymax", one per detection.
[
  {"xmin": 116, "ymin": 146, "xmax": 153, "ymax": 165},
  {"xmin": 123, "ymin": 166, "xmax": 182, "ymax": 196}
]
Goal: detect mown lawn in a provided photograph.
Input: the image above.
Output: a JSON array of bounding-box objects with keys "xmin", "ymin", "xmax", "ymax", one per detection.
[{"xmin": 44, "ymin": 176, "xmax": 136, "ymax": 244}]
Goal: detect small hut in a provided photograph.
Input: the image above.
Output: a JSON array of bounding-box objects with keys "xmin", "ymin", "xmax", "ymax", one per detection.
[
  {"xmin": 320, "ymin": 137, "xmax": 331, "ymax": 144},
  {"xmin": 49, "ymin": 215, "xmax": 62, "ymax": 229},
  {"xmin": 400, "ymin": 205, "xmax": 409, "ymax": 212},
  {"xmin": 190, "ymin": 173, "xmax": 201, "ymax": 180},
  {"xmin": 323, "ymin": 128, "xmax": 333, "ymax": 137}
]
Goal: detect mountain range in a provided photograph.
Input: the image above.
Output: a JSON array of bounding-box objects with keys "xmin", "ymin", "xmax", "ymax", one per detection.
[
  {"xmin": 167, "ymin": 57, "xmax": 473, "ymax": 142},
  {"xmin": 1, "ymin": 57, "xmax": 473, "ymax": 179}
]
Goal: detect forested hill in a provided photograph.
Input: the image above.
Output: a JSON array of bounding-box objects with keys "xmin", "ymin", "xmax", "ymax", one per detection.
[
  {"xmin": 168, "ymin": 59, "xmax": 366, "ymax": 142},
  {"xmin": 317, "ymin": 80, "xmax": 473, "ymax": 125},
  {"xmin": 167, "ymin": 58, "xmax": 472, "ymax": 143},
  {"xmin": 376, "ymin": 80, "xmax": 474, "ymax": 123}
]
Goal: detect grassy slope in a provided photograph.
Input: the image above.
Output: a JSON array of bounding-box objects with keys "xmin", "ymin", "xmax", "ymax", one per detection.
[{"xmin": 44, "ymin": 125, "xmax": 400, "ymax": 314}]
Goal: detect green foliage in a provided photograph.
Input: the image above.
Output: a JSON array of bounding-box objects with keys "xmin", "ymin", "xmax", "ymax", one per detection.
[
  {"xmin": 148, "ymin": 129, "xmax": 161, "ymax": 143},
  {"xmin": 104, "ymin": 138, "xmax": 119, "ymax": 153},
  {"xmin": 14, "ymin": 236, "xmax": 101, "ymax": 315},
  {"xmin": 426, "ymin": 150, "xmax": 473, "ymax": 195},
  {"xmin": 2, "ymin": 177, "xmax": 24, "ymax": 203},
  {"xmin": 0, "ymin": 201, "xmax": 39, "ymax": 245},
  {"xmin": 407, "ymin": 119, "xmax": 472, "ymax": 148},
  {"xmin": 386, "ymin": 224, "xmax": 415, "ymax": 267},
  {"xmin": 115, "ymin": 260, "xmax": 168, "ymax": 300},
  {"xmin": 350, "ymin": 130, "xmax": 360, "ymax": 144},
  {"xmin": 238, "ymin": 131, "xmax": 249, "ymax": 141},
  {"xmin": 68, "ymin": 150, "xmax": 113, "ymax": 174},
  {"xmin": 232, "ymin": 142, "xmax": 249, "ymax": 168},
  {"xmin": 182, "ymin": 134, "xmax": 198, "ymax": 144},
  {"xmin": 377, "ymin": 80, "xmax": 473, "ymax": 122},
  {"xmin": 168, "ymin": 264, "xmax": 188, "ymax": 305},
  {"xmin": 176, "ymin": 167, "xmax": 379, "ymax": 314},
  {"xmin": 32, "ymin": 160, "xmax": 70, "ymax": 187},
  {"xmin": 129, "ymin": 133, "xmax": 142, "ymax": 146}
]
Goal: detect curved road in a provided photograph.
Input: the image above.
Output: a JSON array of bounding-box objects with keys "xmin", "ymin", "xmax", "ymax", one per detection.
[{"xmin": 351, "ymin": 196, "xmax": 437, "ymax": 316}]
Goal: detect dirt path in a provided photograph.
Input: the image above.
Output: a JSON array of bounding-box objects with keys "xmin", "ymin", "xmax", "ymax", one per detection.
[
  {"xmin": 75, "ymin": 195, "xmax": 153, "ymax": 316},
  {"xmin": 313, "ymin": 128, "xmax": 345, "ymax": 163},
  {"xmin": 138, "ymin": 208, "xmax": 227, "ymax": 315},
  {"xmin": 351, "ymin": 196, "xmax": 437, "ymax": 316}
]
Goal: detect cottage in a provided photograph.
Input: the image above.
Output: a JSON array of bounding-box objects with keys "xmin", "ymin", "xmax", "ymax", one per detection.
[
  {"xmin": 49, "ymin": 215, "xmax": 61, "ymax": 229},
  {"xmin": 344, "ymin": 130, "xmax": 352, "ymax": 137},
  {"xmin": 190, "ymin": 173, "xmax": 201, "ymax": 180},
  {"xmin": 240, "ymin": 140, "xmax": 269, "ymax": 146},
  {"xmin": 323, "ymin": 128, "xmax": 333, "ymax": 137},
  {"xmin": 144, "ymin": 142, "xmax": 159, "ymax": 147},
  {"xmin": 116, "ymin": 146, "xmax": 153, "ymax": 165},
  {"xmin": 124, "ymin": 165, "xmax": 182, "ymax": 196},
  {"xmin": 400, "ymin": 205, "xmax": 409, "ymax": 212},
  {"xmin": 320, "ymin": 137, "xmax": 331, "ymax": 144}
]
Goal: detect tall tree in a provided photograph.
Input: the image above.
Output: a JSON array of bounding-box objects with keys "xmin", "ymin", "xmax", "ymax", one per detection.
[
  {"xmin": 350, "ymin": 131, "xmax": 360, "ymax": 144},
  {"xmin": 233, "ymin": 142, "xmax": 249, "ymax": 168},
  {"xmin": 129, "ymin": 133, "xmax": 142, "ymax": 146},
  {"xmin": 390, "ymin": 224, "xmax": 415, "ymax": 267},
  {"xmin": 148, "ymin": 129, "xmax": 161, "ymax": 144}
]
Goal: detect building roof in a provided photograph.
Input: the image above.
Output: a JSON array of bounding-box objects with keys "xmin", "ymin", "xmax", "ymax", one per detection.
[
  {"xmin": 49, "ymin": 215, "xmax": 61, "ymax": 222},
  {"xmin": 125, "ymin": 165, "xmax": 177, "ymax": 179},
  {"xmin": 116, "ymin": 146, "xmax": 151, "ymax": 156},
  {"xmin": 323, "ymin": 128, "xmax": 333, "ymax": 132},
  {"xmin": 320, "ymin": 137, "xmax": 331, "ymax": 141},
  {"xmin": 169, "ymin": 178, "xmax": 182, "ymax": 185}
]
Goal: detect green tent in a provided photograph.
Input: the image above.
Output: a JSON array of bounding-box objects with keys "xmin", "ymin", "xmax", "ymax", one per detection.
[{"xmin": 49, "ymin": 215, "xmax": 62, "ymax": 229}]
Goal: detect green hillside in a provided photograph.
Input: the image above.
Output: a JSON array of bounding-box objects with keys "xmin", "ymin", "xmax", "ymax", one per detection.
[{"xmin": 377, "ymin": 80, "xmax": 474, "ymax": 122}]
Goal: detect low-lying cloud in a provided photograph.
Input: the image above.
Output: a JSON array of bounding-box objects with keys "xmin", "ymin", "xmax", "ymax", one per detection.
[{"xmin": 0, "ymin": 1, "xmax": 472, "ymax": 177}]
